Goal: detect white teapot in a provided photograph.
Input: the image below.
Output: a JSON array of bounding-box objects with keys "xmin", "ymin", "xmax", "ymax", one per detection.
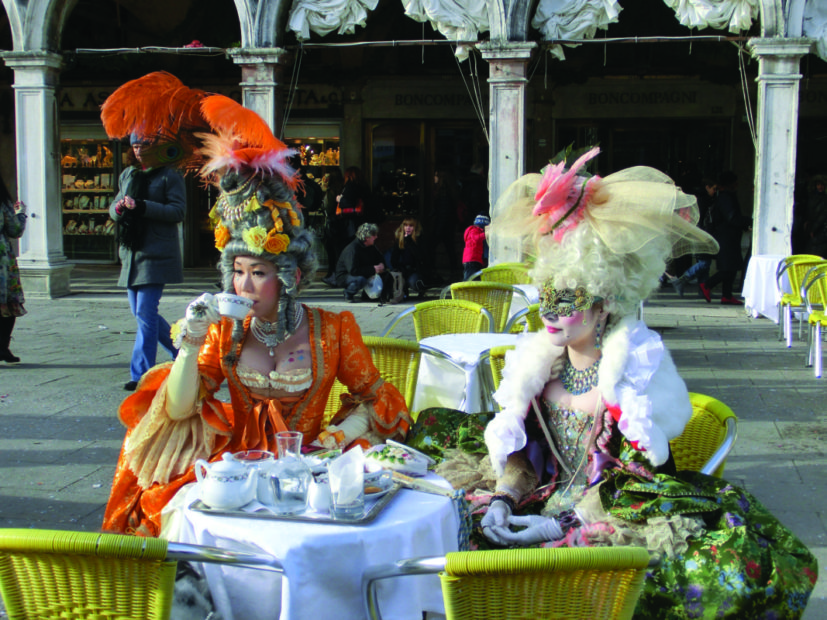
[{"xmin": 195, "ymin": 452, "xmax": 256, "ymax": 510}]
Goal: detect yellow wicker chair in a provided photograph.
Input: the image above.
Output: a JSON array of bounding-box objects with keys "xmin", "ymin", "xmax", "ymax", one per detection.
[
  {"xmin": 479, "ymin": 343, "xmax": 516, "ymax": 395},
  {"xmin": 363, "ymin": 547, "xmax": 651, "ymax": 620},
  {"xmin": 441, "ymin": 281, "xmax": 525, "ymax": 333},
  {"xmin": 669, "ymin": 392, "xmax": 738, "ymax": 478},
  {"xmin": 0, "ymin": 528, "xmax": 282, "ymax": 620},
  {"xmin": 802, "ymin": 263, "xmax": 827, "ymax": 377},
  {"xmin": 777, "ymin": 255, "xmax": 825, "ymax": 347},
  {"xmin": 380, "ymin": 299, "xmax": 494, "ymax": 340},
  {"xmin": 504, "ymin": 302, "xmax": 543, "ymax": 333},
  {"xmin": 479, "ymin": 262, "xmax": 532, "ymax": 285},
  {"xmin": 323, "ymin": 336, "xmax": 422, "ymax": 426}
]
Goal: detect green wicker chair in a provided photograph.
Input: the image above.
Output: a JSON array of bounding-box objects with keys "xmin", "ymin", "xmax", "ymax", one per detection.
[
  {"xmin": 777, "ymin": 255, "xmax": 825, "ymax": 347},
  {"xmin": 441, "ymin": 281, "xmax": 524, "ymax": 333},
  {"xmin": 380, "ymin": 299, "xmax": 494, "ymax": 340},
  {"xmin": 323, "ymin": 336, "xmax": 423, "ymax": 426},
  {"xmin": 669, "ymin": 392, "xmax": 738, "ymax": 478},
  {"xmin": 363, "ymin": 547, "xmax": 650, "ymax": 620},
  {"xmin": 467, "ymin": 262, "xmax": 532, "ymax": 285},
  {"xmin": 504, "ymin": 302, "xmax": 543, "ymax": 333},
  {"xmin": 0, "ymin": 528, "xmax": 282, "ymax": 620}
]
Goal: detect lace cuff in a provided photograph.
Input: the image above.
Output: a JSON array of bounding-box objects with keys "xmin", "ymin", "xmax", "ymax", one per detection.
[{"xmin": 123, "ymin": 374, "xmax": 222, "ymax": 488}]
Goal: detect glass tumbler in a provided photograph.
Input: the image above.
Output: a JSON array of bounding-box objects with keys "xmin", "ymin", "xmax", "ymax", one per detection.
[{"xmin": 269, "ymin": 431, "xmax": 312, "ymax": 515}]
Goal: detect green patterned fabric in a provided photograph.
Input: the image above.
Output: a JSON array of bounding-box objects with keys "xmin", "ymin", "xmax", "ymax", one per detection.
[
  {"xmin": 408, "ymin": 406, "xmax": 818, "ymax": 619},
  {"xmin": 406, "ymin": 408, "xmax": 492, "ymax": 461}
]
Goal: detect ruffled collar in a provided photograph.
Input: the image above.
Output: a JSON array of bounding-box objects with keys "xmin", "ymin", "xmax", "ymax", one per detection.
[{"xmin": 485, "ymin": 315, "xmax": 690, "ymax": 476}]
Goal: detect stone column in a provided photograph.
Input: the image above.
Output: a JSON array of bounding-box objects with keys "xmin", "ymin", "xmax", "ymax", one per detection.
[
  {"xmin": 227, "ymin": 48, "xmax": 290, "ymax": 137},
  {"xmin": 747, "ymin": 38, "xmax": 811, "ymax": 257},
  {"xmin": 479, "ymin": 42, "xmax": 536, "ymax": 265},
  {"xmin": 3, "ymin": 52, "xmax": 72, "ymax": 298}
]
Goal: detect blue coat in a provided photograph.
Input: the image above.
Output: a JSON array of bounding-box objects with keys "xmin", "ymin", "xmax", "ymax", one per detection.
[{"xmin": 109, "ymin": 166, "xmax": 186, "ymax": 287}]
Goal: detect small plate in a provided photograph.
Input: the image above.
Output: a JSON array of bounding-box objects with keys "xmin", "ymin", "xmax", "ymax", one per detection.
[{"xmin": 364, "ymin": 471, "xmax": 394, "ymax": 499}]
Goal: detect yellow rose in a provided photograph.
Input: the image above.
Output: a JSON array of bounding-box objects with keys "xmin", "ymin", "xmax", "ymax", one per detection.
[
  {"xmin": 242, "ymin": 226, "xmax": 268, "ymax": 254},
  {"xmin": 214, "ymin": 224, "xmax": 231, "ymax": 251},
  {"xmin": 264, "ymin": 231, "xmax": 290, "ymax": 255}
]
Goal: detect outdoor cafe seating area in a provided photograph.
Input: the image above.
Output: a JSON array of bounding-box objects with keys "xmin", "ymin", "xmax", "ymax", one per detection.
[{"xmin": 0, "ymin": 262, "xmax": 743, "ymax": 620}]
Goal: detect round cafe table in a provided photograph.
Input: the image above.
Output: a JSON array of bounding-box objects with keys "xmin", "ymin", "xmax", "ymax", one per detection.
[{"xmin": 172, "ymin": 474, "xmax": 459, "ymax": 620}]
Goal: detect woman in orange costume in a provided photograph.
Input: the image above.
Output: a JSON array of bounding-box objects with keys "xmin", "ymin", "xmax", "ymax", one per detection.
[{"xmin": 101, "ymin": 76, "xmax": 410, "ymax": 536}]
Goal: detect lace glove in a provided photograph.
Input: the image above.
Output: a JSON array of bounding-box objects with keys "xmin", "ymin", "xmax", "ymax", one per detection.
[
  {"xmin": 318, "ymin": 408, "xmax": 371, "ymax": 449},
  {"xmin": 496, "ymin": 515, "xmax": 564, "ymax": 546},
  {"xmin": 184, "ymin": 293, "xmax": 220, "ymax": 343}
]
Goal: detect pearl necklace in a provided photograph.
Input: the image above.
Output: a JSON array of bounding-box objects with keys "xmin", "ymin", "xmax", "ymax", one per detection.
[
  {"xmin": 250, "ymin": 304, "xmax": 304, "ymax": 357},
  {"xmin": 560, "ymin": 356, "xmax": 601, "ymax": 395}
]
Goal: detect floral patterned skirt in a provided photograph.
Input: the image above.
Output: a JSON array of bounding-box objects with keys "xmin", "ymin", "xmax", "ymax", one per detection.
[{"xmin": 406, "ymin": 408, "xmax": 818, "ymax": 620}]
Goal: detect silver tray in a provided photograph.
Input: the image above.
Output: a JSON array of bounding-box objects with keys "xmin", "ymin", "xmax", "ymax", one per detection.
[{"xmin": 188, "ymin": 483, "xmax": 401, "ymax": 525}]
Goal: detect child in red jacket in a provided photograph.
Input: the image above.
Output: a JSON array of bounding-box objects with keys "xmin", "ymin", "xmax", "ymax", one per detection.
[{"xmin": 462, "ymin": 214, "xmax": 489, "ymax": 280}]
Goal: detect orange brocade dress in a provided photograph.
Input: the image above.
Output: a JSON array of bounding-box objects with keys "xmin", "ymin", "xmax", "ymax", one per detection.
[{"xmin": 102, "ymin": 306, "xmax": 411, "ymax": 536}]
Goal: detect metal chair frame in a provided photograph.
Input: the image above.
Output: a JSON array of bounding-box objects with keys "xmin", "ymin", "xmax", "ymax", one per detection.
[
  {"xmin": 379, "ymin": 299, "xmax": 494, "ymax": 340},
  {"xmin": 802, "ymin": 264, "xmax": 827, "ymax": 377},
  {"xmin": 776, "ymin": 255, "xmax": 824, "ymax": 346},
  {"xmin": 363, "ymin": 547, "xmax": 652, "ymax": 620},
  {"xmin": 439, "ymin": 281, "xmax": 531, "ymax": 333},
  {"xmin": 670, "ymin": 392, "xmax": 738, "ymax": 478},
  {"xmin": 0, "ymin": 528, "xmax": 282, "ymax": 620}
]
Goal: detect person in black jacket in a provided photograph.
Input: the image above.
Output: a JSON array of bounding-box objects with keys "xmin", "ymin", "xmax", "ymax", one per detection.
[
  {"xmin": 334, "ymin": 222, "xmax": 388, "ymax": 302},
  {"xmin": 390, "ymin": 217, "xmax": 427, "ymax": 298},
  {"xmin": 700, "ymin": 171, "xmax": 751, "ymax": 305}
]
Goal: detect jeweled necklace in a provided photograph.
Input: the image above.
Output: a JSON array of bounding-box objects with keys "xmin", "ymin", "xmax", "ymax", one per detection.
[
  {"xmin": 560, "ymin": 355, "xmax": 601, "ymax": 395},
  {"xmin": 250, "ymin": 304, "xmax": 304, "ymax": 357}
]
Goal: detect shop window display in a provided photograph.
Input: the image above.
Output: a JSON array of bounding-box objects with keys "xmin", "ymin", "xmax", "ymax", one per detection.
[{"xmin": 61, "ymin": 138, "xmax": 121, "ymax": 261}]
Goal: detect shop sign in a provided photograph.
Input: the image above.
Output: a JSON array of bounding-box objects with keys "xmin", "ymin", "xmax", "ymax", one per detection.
[
  {"xmin": 548, "ymin": 80, "xmax": 736, "ymax": 118},
  {"xmin": 59, "ymin": 84, "xmax": 342, "ymax": 112},
  {"xmin": 58, "ymin": 86, "xmax": 243, "ymax": 111},
  {"xmin": 362, "ymin": 80, "xmax": 481, "ymax": 119}
]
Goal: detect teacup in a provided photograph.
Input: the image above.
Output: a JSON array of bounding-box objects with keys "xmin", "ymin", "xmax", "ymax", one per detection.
[{"xmin": 216, "ymin": 293, "xmax": 254, "ymax": 319}]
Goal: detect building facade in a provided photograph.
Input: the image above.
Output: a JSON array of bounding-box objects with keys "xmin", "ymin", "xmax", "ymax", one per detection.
[{"xmin": 1, "ymin": 0, "xmax": 826, "ymax": 296}]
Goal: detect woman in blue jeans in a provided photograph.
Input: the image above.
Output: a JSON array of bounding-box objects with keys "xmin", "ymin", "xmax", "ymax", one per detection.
[{"xmin": 108, "ymin": 134, "xmax": 186, "ymax": 390}]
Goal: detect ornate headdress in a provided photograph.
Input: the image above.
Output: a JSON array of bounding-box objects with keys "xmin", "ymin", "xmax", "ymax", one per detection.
[
  {"xmin": 492, "ymin": 146, "xmax": 719, "ymax": 317},
  {"xmin": 101, "ymin": 73, "xmax": 317, "ymax": 353}
]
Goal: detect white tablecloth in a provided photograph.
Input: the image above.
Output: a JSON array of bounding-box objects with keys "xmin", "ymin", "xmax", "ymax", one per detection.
[
  {"xmin": 174, "ymin": 475, "xmax": 458, "ymax": 620},
  {"xmin": 413, "ymin": 333, "xmax": 521, "ymax": 413},
  {"xmin": 741, "ymin": 254, "xmax": 787, "ymax": 322}
]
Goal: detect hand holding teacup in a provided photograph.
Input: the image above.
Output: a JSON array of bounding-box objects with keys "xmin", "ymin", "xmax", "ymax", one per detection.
[{"xmin": 185, "ymin": 293, "xmax": 221, "ymax": 339}]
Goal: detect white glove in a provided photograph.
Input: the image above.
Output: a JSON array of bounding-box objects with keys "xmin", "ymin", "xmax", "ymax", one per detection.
[
  {"xmin": 481, "ymin": 499, "xmax": 512, "ymax": 528},
  {"xmin": 185, "ymin": 293, "xmax": 220, "ymax": 339},
  {"xmin": 496, "ymin": 515, "xmax": 564, "ymax": 546},
  {"xmin": 481, "ymin": 499, "xmax": 513, "ymax": 545}
]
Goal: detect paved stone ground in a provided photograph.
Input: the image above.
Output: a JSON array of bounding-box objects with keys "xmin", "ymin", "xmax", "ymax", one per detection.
[{"xmin": 0, "ymin": 266, "xmax": 824, "ymax": 618}]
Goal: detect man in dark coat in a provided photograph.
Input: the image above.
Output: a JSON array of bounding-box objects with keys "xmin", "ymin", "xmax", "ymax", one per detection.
[
  {"xmin": 109, "ymin": 135, "xmax": 186, "ymax": 390},
  {"xmin": 700, "ymin": 171, "xmax": 751, "ymax": 305},
  {"xmin": 334, "ymin": 222, "xmax": 388, "ymax": 302}
]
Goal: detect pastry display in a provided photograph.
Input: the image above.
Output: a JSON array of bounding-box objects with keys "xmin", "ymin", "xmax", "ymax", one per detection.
[{"xmin": 61, "ymin": 139, "xmax": 120, "ymax": 254}]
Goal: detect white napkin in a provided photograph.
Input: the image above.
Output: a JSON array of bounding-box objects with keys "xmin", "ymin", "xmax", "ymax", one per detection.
[{"xmin": 327, "ymin": 446, "xmax": 364, "ymax": 504}]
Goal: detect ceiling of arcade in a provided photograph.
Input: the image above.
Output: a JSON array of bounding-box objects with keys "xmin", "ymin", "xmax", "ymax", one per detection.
[{"xmin": 0, "ymin": 0, "xmax": 823, "ymax": 87}]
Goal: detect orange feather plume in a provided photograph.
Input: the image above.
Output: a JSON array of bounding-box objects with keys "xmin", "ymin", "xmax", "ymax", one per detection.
[
  {"xmin": 101, "ymin": 72, "xmax": 206, "ymax": 139},
  {"xmin": 200, "ymin": 95, "xmax": 287, "ymax": 152}
]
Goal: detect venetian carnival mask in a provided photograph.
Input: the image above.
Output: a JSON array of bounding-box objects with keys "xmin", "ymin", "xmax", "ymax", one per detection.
[{"xmin": 539, "ymin": 281, "xmax": 602, "ymax": 321}]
